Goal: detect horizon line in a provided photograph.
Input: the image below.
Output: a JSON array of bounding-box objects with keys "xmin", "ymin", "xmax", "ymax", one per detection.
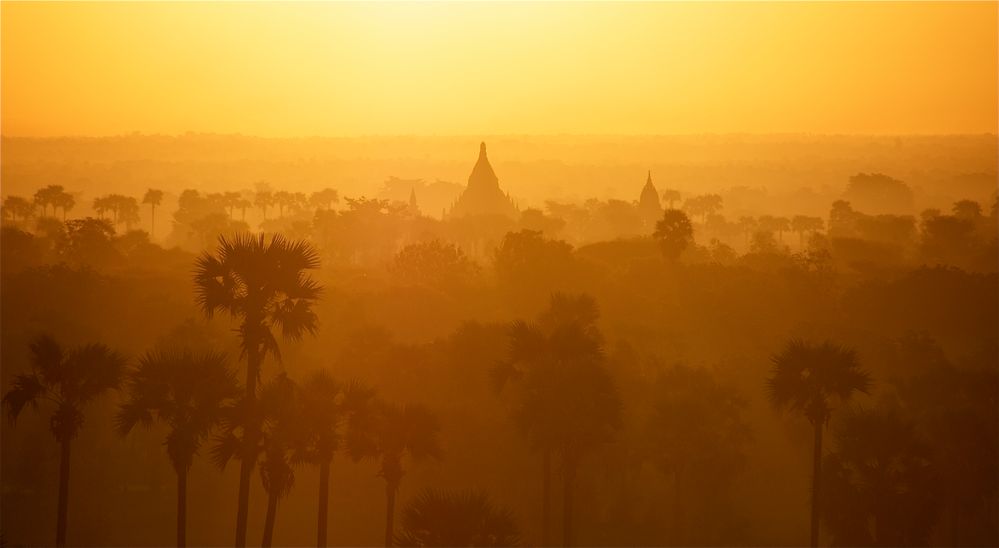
[{"xmin": 3, "ymin": 131, "xmax": 998, "ymax": 140}]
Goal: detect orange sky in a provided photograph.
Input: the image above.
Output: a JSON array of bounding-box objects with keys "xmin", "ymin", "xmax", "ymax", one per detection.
[{"xmin": 2, "ymin": 1, "xmax": 996, "ymax": 137}]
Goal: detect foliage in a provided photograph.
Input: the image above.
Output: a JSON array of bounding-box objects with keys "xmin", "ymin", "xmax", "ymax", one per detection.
[{"xmin": 395, "ymin": 488, "xmax": 520, "ymax": 547}]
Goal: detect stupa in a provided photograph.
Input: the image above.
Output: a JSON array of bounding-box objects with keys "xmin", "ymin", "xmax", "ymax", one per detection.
[
  {"xmin": 637, "ymin": 170, "xmax": 663, "ymax": 227},
  {"xmin": 448, "ymin": 142, "xmax": 518, "ymax": 219}
]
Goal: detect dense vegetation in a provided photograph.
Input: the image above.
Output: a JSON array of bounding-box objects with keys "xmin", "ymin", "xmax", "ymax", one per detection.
[{"xmin": 2, "ymin": 171, "xmax": 997, "ymax": 547}]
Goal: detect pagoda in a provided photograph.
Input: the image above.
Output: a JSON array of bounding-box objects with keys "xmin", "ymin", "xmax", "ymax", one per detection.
[
  {"xmin": 448, "ymin": 142, "xmax": 518, "ymax": 219},
  {"xmin": 638, "ymin": 170, "xmax": 663, "ymax": 228}
]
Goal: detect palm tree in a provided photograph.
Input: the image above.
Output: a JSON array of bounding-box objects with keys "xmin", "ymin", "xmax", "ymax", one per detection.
[
  {"xmin": 530, "ymin": 325, "xmax": 620, "ymax": 547},
  {"xmin": 653, "ymin": 209, "xmax": 694, "ymax": 263},
  {"xmin": 255, "ymin": 190, "xmax": 274, "ymax": 220},
  {"xmin": 494, "ymin": 294, "xmax": 621, "ymax": 547},
  {"xmin": 309, "ymin": 188, "xmax": 340, "ymax": 211},
  {"xmin": 116, "ymin": 348, "xmax": 239, "ymax": 547},
  {"xmin": 821, "ymin": 407, "xmax": 939, "ymax": 546},
  {"xmin": 354, "ymin": 402, "xmax": 441, "ymax": 547},
  {"xmin": 493, "ymin": 320, "xmax": 555, "ymax": 546},
  {"xmin": 213, "ymin": 373, "xmax": 299, "ymax": 548},
  {"xmin": 395, "ymin": 488, "xmax": 520, "ymax": 547},
  {"xmin": 2, "ymin": 195, "xmax": 35, "ymax": 224},
  {"xmin": 293, "ymin": 372, "xmax": 375, "ymax": 547},
  {"xmin": 194, "ymin": 233, "xmax": 322, "ymax": 548},
  {"xmin": 767, "ymin": 339, "xmax": 872, "ymax": 548},
  {"xmin": 2, "ymin": 335, "xmax": 125, "ymax": 547},
  {"xmin": 143, "ymin": 189, "xmax": 164, "ymax": 237},
  {"xmin": 646, "ymin": 365, "xmax": 750, "ymax": 544}
]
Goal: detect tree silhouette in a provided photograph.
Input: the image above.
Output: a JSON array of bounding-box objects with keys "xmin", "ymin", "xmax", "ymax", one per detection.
[
  {"xmin": 494, "ymin": 294, "xmax": 621, "ymax": 547},
  {"xmin": 792, "ymin": 215, "xmax": 825, "ymax": 248},
  {"xmin": 653, "ymin": 209, "xmax": 694, "ymax": 263},
  {"xmin": 116, "ymin": 348, "xmax": 239, "ymax": 547},
  {"xmin": 661, "ymin": 188, "xmax": 682, "ymax": 209},
  {"xmin": 767, "ymin": 339, "xmax": 872, "ymax": 548},
  {"xmin": 353, "ymin": 402, "xmax": 442, "ymax": 547},
  {"xmin": 821, "ymin": 406, "xmax": 940, "ymax": 546},
  {"xmin": 34, "ymin": 185, "xmax": 72, "ymax": 218},
  {"xmin": 395, "ymin": 488, "xmax": 520, "ymax": 547},
  {"xmin": 646, "ymin": 365, "xmax": 750, "ymax": 544},
  {"xmin": 212, "ymin": 373, "xmax": 298, "ymax": 548},
  {"xmin": 142, "ymin": 189, "xmax": 164, "ymax": 237},
  {"xmin": 53, "ymin": 191, "xmax": 75, "ymax": 221},
  {"xmin": 2, "ymin": 335, "xmax": 125, "ymax": 547},
  {"xmin": 255, "ymin": 190, "xmax": 274, "ymax": 220},
  {"xmin": 2, "ymin": 195, "xmax": 36, "ymax": 224},
  {"xmin": 194, "ymin": 233, "xmax": 322, "ymax": 547},
  {"xmin": 293, "ymin": 372, "xmax": 375, "ymax": 547},
  {"xmin": 310, "ymin": 188, "xmax": 340, "ymax": 211}
]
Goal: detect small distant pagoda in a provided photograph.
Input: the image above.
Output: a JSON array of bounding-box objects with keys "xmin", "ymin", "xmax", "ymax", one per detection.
[
  {"xmin": 448, "ymin": 142, "xmax": 518, "ymax": 219},
  {"xmin": 638, "ymin": 170, "xmax": 663, "ymax": 228}
]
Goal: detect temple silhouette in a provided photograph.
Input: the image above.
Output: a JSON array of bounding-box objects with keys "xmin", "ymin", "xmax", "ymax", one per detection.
[
  {"xmin": 638, "ymin": 170, "xmax": 663, "ymax": 228},
  {"xmin": 448, "ymin": 142, "xmax": 518, "ymax": 219}
]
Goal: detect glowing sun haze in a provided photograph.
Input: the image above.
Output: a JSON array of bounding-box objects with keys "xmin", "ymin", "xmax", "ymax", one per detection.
[{"xmin": 2, "ymin": 1, "xmax": 996, "ymax": 137}]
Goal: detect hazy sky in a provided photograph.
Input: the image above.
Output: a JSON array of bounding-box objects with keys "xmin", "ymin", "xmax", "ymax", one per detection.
[{"xmin": 2, "ymin": 1, "xmax": 996, "ymax": 137}]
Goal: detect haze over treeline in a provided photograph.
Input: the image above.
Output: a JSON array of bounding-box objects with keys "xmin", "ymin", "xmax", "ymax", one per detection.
[{"xmin": 2, "ymin": 133, "xmax": 996, "ymax": 219}]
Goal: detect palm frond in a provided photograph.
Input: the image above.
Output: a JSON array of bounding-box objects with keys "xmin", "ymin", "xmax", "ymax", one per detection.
[{"xmin": 2, "ymin": 373, "xmax": 47, "ymax": 423}]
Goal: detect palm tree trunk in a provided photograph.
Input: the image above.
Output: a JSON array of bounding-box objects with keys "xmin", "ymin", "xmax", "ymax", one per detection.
[
  {"xmin": 234, "ymin": 338, "xmax": 262, "ymax": 548},
  {"xmin": 672, "ymin": 470, "xmax": 685, "ymax": 545},
  {"xmin": 56, "ymin": 438, "xmax": 71, "ymax": 547},
  {"xmin": 261, "ymin": 491, "xmax": 278, "ymax": 548},
  {"xmin": 150, "ymin": 204, "xmax": 156, "ymax": 238},
  {"xmin": 234, "ymin": 457, "xmax": 253, "ymax": 547},
  {"xmin": 317, "ymin": 460, "xmax": 331, "ymax": 548},
  {"xmin": 542, "ymin": 450, "xmax": 552, "ymax": 547},
  {"xmin": 177, "ymin": 467, "xmax": 188, "ymax": 548},
  {"xmin": 563, "ymin": 460, "xmax": 576, "ymax": 548},
  {"xmin": 810, "ymin": 422, "xmax": 824, "ymax": 548},
  {"xmin": 384, "ymin": 482, "xmax": 397, "ymax": 547}
]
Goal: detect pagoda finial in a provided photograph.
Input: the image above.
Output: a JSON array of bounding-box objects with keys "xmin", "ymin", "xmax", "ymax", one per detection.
[
  {"xmin": 479, "ymin": 141, "xmax": 487, "ymax": 157},
  {"xmin": 647, "ymin": 170, "xmax": 652, "ymax": 184}
]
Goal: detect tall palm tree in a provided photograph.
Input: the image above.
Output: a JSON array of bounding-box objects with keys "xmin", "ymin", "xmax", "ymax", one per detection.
[
  {"xmin": 213, "ymin": 373, "xmax": 299, "ymax": 548},
  {"xmin": 293, "ymin": 372, "xmax": 375, "ymax": 547},
  {"xmin": 116, "ymin": 348, "xmax": 239, "ymax": 547},
  {"xmin": 767, "ymin": 339, "xmax": 872, "ymax": 548},
  {"xmin": 2, "ymin": 335, "xmax": 125, "ymax": 547},
  {"xmin": 493, "ymin": 320, "xmax": 555, "ymax": 545},
  {"xmin": 194, "ymin": 233, "xmax": 322, "ymax": 547},
  {"xmin": 493, "ymin": 294, "xmax": 621, "ymax": 547},
  {"xmin": 524, "ymin": 324, "xmax": 620, "ymax": 547},
  {"xmin": 821, "ymin": 407, "xmax": 939, "ymax": 546},
  {"xmin": 395, "ymin": 488, "xmax": 520, "ymax": 547},
  {"xmin": 354, "ymin": 402, "xmax": 441, "ymax": 547}
]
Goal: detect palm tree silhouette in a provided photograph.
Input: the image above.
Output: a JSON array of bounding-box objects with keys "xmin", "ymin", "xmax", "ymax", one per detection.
[
  {"xmin": 293, "ymin": 372, "xmax": 376, "ymax": 547},
  {"xmin": 821, "ymin": 406, "xmax": 939, "ymax": 546},
  {"xmin": 353, "ymin": 402, "xmax": 441, "ymax": 547},
  {"xmin": 767, "ymin": 339, "xmax": 872, "ymax": 548},
  {"xmin": 2, "ymin": 335, "xmax": 125, "ymax": 547},
  {"xmin": 212, "ymin": 373, "xmax": 299, "ymax": 548},
  {"xmin": 116, "ymin": 348, "xmax": 239, "ymax": 547},
  {"xmin": 142, "ymin": 189, "xmax": 164, "ymax": 237},
  {"xmin": 194, "ymin": 233, "xmax": 322, "ymax": 548},
  {"xmin": 494, "ymin": 294, "xmax": 621, "ymax": 547},
  {"xmin": 395, "ymin": 488, "xmax": 520, "ymax": 547},
  {"xmin": 494, "ymin": 292, "xmax": 600, "ymax": 546}
]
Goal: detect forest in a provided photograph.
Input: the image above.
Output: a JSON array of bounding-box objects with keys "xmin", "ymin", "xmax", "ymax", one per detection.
[{"xmin": 1, "ymin": 134, "xmax": 996, "ymax": 548}]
